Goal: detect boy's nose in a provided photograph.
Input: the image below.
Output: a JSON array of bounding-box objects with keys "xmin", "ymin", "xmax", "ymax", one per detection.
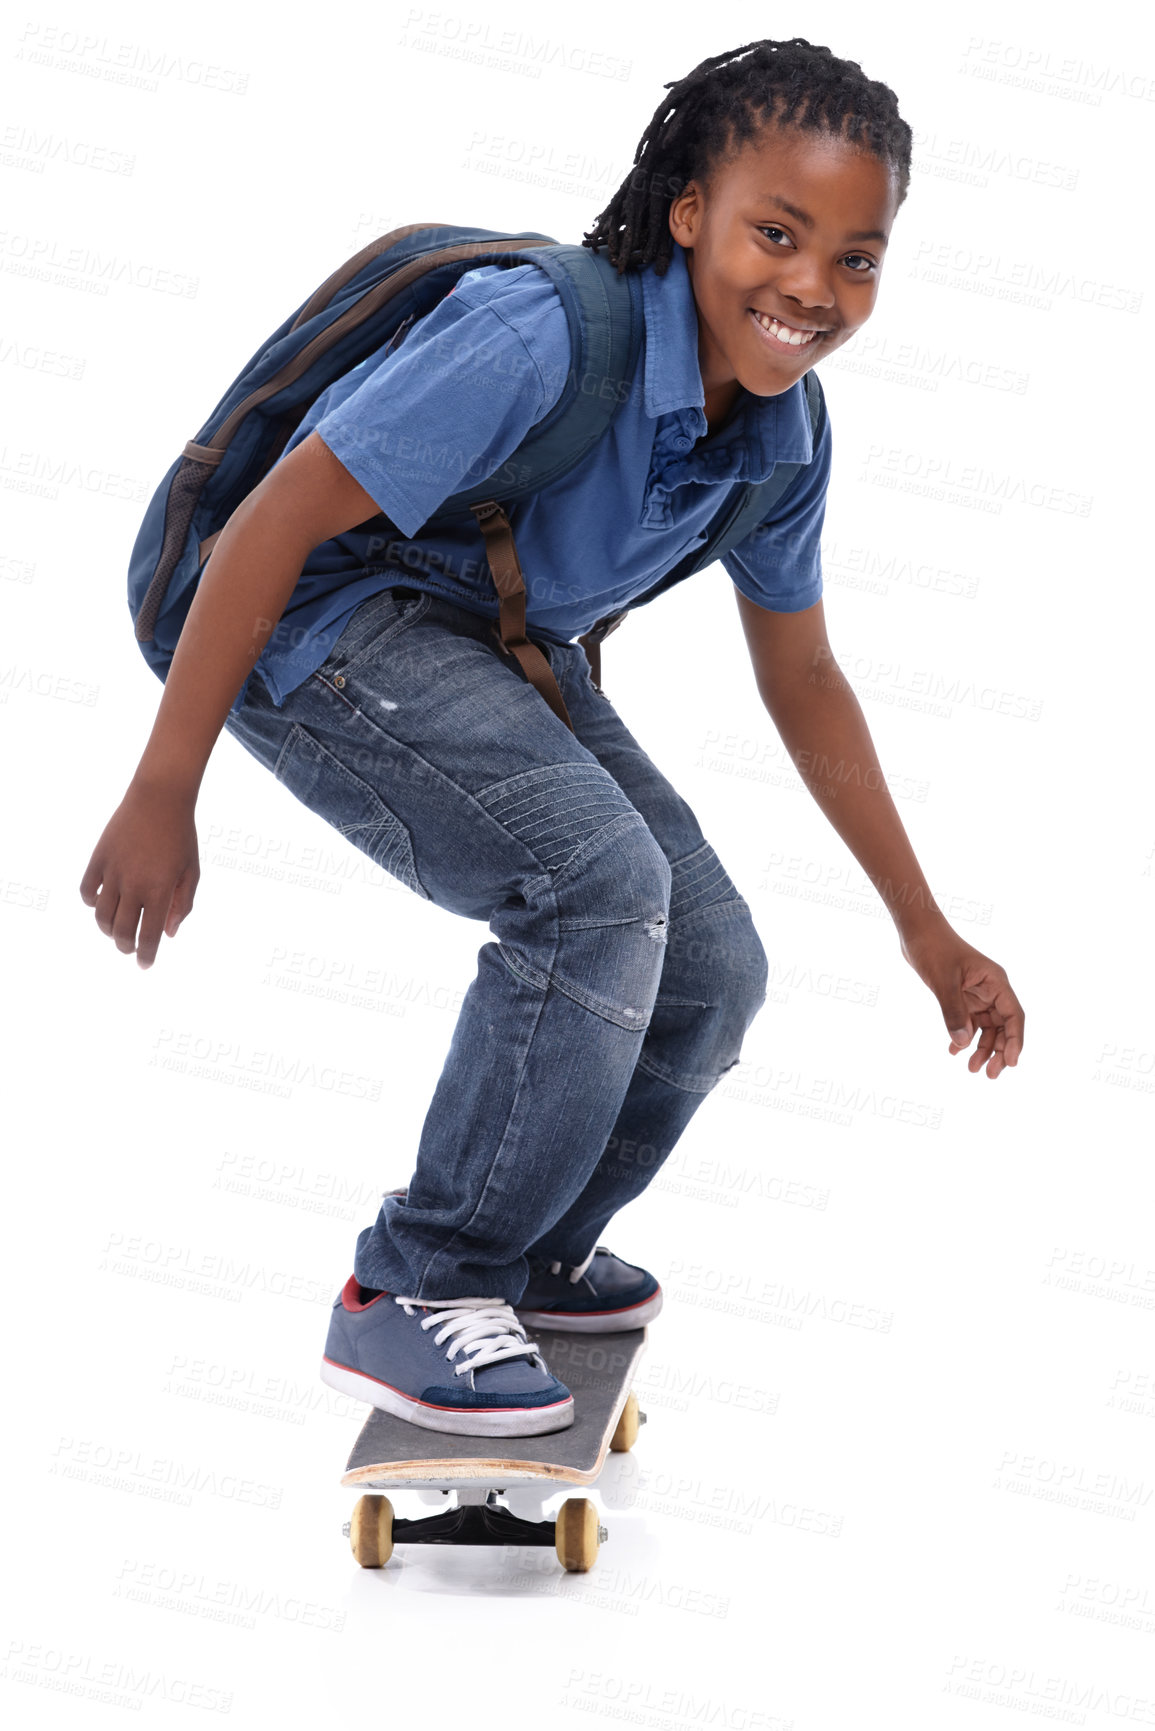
[{"xmin": 770, "ymin": 267, "xmax": 837, "ymax": 311}]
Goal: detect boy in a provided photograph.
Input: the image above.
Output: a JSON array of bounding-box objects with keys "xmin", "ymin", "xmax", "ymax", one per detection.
[{"xmin": 81, "ymin": 39, "xmax": 1024, "ymax": 1438}]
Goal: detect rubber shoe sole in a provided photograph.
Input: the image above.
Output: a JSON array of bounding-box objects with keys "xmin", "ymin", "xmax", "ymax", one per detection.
[
  {"xmin": 515, "ymin": 1285, "xmax": 663, "ymax": 1334},
  {"xmin": 319, "ymin": 1355, "xmax": 575, "ymax": 1438}
]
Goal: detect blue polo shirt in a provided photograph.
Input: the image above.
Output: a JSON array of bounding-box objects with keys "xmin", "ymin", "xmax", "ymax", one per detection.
[{"xmin": 237, "ymin": 240, "xmax": 831, "ymax": 712}]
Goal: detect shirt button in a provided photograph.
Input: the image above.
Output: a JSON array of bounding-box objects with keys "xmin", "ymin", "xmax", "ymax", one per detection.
[{"xmin": 675, "ymin": 435, "xmax": 692, "ymax": 451}]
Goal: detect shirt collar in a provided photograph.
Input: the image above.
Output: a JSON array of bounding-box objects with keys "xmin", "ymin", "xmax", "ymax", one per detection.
[{"xmin": 639, "ymin": 242, "xmax": 815, "ymax": 471}]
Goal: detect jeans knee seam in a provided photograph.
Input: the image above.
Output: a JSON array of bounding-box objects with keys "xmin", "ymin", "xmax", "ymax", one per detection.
[
  {"xmin": 551, "ymin": 811, "xmax": 670, "ymax": 899},
  {"xmin": 496, "ymin": 941, "xmax": 655, "ymax": 1034},
  {"xmin": 632, "ymin": 1050, "xmax": 717, "ymax": 1094}
]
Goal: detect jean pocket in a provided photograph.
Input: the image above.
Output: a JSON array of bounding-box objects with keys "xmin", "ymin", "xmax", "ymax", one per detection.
[
  {"xmin": 272, "ymin": 721, "xmax": 431, "ymax": 900},
  {"xmin": 315, "ymin": 585, "xmax": 432, "ymax": 684}
]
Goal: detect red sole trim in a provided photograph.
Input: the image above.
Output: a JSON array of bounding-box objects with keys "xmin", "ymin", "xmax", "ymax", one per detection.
[{"xmin": 321, "ymin": 1356, "xmax": 571, "ymax": 1415}]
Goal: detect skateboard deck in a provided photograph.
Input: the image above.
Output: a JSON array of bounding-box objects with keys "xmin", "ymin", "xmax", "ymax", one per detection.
[{"xmin": 340, "ymin": 1325, "xmax": 648, "ymax": 1572}]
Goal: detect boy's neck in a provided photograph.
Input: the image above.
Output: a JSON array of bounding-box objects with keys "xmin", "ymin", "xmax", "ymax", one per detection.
[{"xmin": 702, "ymin": 380, "xmax": 745, "ymax": 440}]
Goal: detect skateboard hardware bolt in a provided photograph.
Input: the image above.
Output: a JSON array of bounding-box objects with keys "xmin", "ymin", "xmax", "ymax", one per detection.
[
  {"xmin": 639, "ymin": 1410, "xmax": 648, "ymax": 1425},
  {"xmin": 597, "ymin": 1525, "xmax": 609, "ymax": 1544}
]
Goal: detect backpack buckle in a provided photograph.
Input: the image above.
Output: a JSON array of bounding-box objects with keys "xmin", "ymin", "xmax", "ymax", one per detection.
[{"xmin": 584, "ymin": 609, "xmax": 628, "ymax": 644}]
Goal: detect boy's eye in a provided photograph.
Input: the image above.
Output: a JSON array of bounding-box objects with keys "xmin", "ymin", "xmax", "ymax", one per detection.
[{"xmin": 757, "ymin": 227, "xmax": 877, "ymax": 275}]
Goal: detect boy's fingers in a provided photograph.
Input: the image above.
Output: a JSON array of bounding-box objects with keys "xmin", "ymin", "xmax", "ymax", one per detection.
[
  {"xmin": 170, "ymin": 871, "xmax": 198, "ymax": 926},
  {"xmin": 971, "ymin": 1037, "xmax": 994, "ymax": 1073},
  {"xmin": 970, "ymin": 1015, "xmax": 998, "ymax": 1072},
  {"xmin": 137, "ymin": 901, "xmax": 167, "ymax": 969},
  {"xmin": 111, "ymin": 893, "xmax": 144, "ymax": 956},
  {"xmin": 1001, "ymin": 1006, "xmax": 1025, "ymax": 1066},
  {"xmin": 91, "ymin": 880, "xmax": 120, "ymax": 936},
  {"xmin": 165, "ymin": 880, "xmax": 193, "ymax": 938},
  {"xmin": 78, "ymin": 855, "xmax": 103, "ymax": 907}
]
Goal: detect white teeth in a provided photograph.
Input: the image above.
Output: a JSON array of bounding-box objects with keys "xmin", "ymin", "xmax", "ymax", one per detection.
[{"xmin": 753, "ymin": 310, "xmax": 816, "ymax": 347}]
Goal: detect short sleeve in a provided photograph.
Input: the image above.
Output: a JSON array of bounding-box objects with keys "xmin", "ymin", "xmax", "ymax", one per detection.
[
  {"xmin": 312, "ymin": 264, "xmax": 571, "ymax": 537},
  {"xmin": 720, "ymin": 401, "xmax": 832, "ymax": 612}
]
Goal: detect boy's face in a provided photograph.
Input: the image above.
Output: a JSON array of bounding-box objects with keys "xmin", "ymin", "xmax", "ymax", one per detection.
[{"xmin": 669, "ymin": 123, "xmax": 900, "ymax": 413}]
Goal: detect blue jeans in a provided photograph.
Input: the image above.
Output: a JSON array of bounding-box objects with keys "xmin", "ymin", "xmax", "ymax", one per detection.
[{"xmin": 223, "ymin": 587, "xmax": 769, "ymax": 1302}]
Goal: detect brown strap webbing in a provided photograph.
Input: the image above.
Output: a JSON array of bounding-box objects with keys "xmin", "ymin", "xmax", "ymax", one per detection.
[
  {"xmin": 579, "ymin": 632, "xmax": 602, "ymax": 693},
  {"xmin": 577, "ymin": 612, "xmax": 627, "ymax": 694},
  {"xmin": 470, "ymin": 500, "xmax": 575, "ymax": 732}
]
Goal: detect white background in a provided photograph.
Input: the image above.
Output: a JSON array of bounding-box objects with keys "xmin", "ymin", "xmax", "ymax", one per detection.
[{"xmin": 3, "ymin": 0, "xmax": 1153, "ymax": 1724}]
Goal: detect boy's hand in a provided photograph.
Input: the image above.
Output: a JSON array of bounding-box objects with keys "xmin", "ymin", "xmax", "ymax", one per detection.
[
  {"xmin": 79, "ymin": 783, "xmax": 200, "ymax": 970},
  {"xmin": 899, "ymin": 922, "xmax": 1024, "ymax": 1078}
]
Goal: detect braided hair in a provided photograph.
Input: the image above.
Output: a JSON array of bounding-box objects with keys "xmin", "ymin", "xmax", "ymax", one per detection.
[{"xmin": 583, "ymin": 38, "xmax": 912, "ymax": 275}]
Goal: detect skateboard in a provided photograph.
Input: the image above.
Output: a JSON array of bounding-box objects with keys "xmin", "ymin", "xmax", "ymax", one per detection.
[{"xmin": 340, "ymin": 1325, "xmax": 648, "ymax": 1573}]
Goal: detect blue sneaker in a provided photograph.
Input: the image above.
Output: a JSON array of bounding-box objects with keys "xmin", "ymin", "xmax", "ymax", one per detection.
[
  {"xmin": 514, "ymin": 1245, "xmax": 663, "ymax": 1333},
  {"xmin": 321, "ymin": 1278, "xmax": 575, "ymax": 1438}
]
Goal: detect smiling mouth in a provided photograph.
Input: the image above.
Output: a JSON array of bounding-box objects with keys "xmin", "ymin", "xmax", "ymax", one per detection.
[{"xmin": 748, "ymin": 309, "xmax": 827, "ymax": 351}]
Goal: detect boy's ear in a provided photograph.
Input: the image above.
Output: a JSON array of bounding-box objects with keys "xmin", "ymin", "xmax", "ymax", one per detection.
[{"xmin": 668, "ymin": 180, "xmax": 703, "ymax": 248}]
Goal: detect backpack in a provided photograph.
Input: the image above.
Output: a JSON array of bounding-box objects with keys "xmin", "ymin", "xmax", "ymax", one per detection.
[{"xmin": 127, "ymin": 222, "xmax": 824, "ymax": 733}]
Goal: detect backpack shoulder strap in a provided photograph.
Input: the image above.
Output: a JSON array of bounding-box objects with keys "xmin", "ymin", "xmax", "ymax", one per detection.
[{"xmin": 426, "ymin": 243, "xmax": 643, "ymax": 518}]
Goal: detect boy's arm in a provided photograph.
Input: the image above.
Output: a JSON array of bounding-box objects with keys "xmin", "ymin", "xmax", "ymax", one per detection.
[
  {"xmin": 733, "ymin": 587, "xmax": 1024, "ymax": 1078},
  {"xmin": 80, "ymin": 433, "xmax": 383, "ymax": 966},
  {"xmin": 132, "ymin": 432, "xmax": 383, "ymax": 802}
]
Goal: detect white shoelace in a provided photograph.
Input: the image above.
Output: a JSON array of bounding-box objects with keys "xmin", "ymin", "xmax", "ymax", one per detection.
[
  {"xmin": 393, "ymin": 1296, "xmax": 545, "ymax": 1377},
  {"xmin": 546, "ymin": 1244, "xmax": 603, "ymax": 1285}
]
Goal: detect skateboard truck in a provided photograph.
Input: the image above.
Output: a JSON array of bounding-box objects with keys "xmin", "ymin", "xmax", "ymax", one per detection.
[{"xmin": 342, "ymin": 1485, "xmax": 609, "ymax": 1552}]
